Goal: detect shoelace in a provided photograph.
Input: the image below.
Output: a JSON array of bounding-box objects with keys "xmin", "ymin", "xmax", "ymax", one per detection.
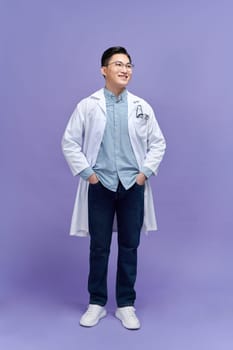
[
  {"xmin": 86, "ymin": 305, "xmax": 101, "ymax": 315},
  {"xmin": 124, "ymin": 307, "xmax": 137, "ymax": 319}
]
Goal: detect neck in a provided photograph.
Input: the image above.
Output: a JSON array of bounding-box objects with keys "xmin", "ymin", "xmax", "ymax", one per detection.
[{"xmin": 105, "ymin": 84, "xmax": 125, "ymax": 97}]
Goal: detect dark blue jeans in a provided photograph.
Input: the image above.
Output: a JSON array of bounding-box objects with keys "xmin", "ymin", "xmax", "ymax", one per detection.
[{"xmin": 88, "ymin": 181, "xmax": 144, "ymax": 307}]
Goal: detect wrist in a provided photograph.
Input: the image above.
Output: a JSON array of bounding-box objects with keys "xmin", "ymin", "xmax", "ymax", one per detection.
[
  {"xmin": 88, "ymin": 173, "xmax": 99, "ymax": 184},
  {"xmin": 139, "ymin": 173, "xmax": 146, "ymax": 180}
]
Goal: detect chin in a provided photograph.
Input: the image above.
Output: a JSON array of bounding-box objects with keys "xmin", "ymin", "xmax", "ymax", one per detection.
[{"xmin": 118, "ymin": 81, "xmax": 129, "ymax": 88}]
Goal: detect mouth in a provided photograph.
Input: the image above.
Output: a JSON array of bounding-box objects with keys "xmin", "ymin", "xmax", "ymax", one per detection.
[{"xmin": 118, "ymin": 74, "xmax": 128, "ymax": 80}]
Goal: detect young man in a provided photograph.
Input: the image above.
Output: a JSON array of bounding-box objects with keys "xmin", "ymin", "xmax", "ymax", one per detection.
[{"xmin": 62, "ymin": 46, "xmax": 166, "ymax": 330}]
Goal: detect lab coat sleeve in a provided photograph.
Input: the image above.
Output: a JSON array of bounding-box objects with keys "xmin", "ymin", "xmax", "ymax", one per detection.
[
  {"xmin": 61, "ymin": 102, "xmax": 91, "ymax": 176},
  {"xmin": 143, "ymin": 106, "xmax": 166, "ymax": 175}
]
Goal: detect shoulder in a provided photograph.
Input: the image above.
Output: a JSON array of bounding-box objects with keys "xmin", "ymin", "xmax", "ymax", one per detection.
[
  {"xmin": 128, "ymin": 91, "xmax": 152, "ymax": 106},
  {"xmin": 127, "ymin": 91, "xmax": 155, "ymax": 114},
  {"xmin": 75, "ymin": 88, "xmax": 104, "ymax": 111}
]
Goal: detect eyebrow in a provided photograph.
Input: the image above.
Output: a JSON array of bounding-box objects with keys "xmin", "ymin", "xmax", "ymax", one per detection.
[{"xmin": 108, "ymin": 60, "xmax": 132, "ymax": 65}]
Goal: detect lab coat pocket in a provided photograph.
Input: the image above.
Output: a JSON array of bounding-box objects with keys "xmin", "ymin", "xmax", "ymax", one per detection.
[{"xmin": 133, "ymin": 117, "xmax": 148, "ymax": 141}]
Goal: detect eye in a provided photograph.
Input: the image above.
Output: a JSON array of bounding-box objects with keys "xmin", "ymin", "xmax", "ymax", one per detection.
[{"xmin": 115, "ymin": 61, "xmax": 123, "ymax": 67}]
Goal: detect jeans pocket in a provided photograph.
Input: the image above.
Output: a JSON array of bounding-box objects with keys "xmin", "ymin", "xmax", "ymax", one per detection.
[
  {"xmin": 89, "ymin": 181, "xmax": 100, "ymax": 186},
  {"xmin": 135, "ymin": 181, "xmax": 145, "ymax": 188}
]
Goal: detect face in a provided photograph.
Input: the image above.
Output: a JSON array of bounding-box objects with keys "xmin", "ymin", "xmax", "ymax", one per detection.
[{"xmin": 101, "ymin": 54, "xmax": 133, "ymax": 92}]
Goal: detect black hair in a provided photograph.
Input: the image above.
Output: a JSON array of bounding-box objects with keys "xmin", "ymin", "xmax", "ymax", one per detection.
[{"xmin": 101, "ymin": 46, "xmax": 132, "ymax": 67}]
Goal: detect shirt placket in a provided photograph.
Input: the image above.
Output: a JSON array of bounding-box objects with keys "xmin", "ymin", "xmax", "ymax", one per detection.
[{"xmin": 114, "ymin": 101, "xmax": 120, "ymax": 183}]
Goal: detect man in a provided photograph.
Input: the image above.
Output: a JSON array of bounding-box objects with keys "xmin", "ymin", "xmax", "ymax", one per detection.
[{"xmin": 62, "ymin": 46, "xmax": 166, "ymax": 330}]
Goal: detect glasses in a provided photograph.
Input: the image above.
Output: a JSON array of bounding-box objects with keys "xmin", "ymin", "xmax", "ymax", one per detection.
[{"xmin": 106, "ymin": 60, "xmax": 134, "ymax": 70}]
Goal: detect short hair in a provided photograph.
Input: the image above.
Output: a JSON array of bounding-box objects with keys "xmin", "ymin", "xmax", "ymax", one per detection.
[{"xmin": 101, "ymin": 46, "xmax": 132, "ymax": 67}]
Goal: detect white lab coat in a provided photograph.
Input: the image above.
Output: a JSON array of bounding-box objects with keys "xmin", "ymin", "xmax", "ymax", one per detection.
[{"xmin": 62, "ymin": 88, "xmax": 166, "ymax": 237}]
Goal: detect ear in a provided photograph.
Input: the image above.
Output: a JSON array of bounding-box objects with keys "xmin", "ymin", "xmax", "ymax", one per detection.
[{"xmin": 101, "ymin": 66, "xmax": 107, "ymax": 78}]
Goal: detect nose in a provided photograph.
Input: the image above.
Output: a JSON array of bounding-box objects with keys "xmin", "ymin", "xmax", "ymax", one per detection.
[{"xmin": 121, "ymin": 64, "xmax": 127, "ymax": 73}]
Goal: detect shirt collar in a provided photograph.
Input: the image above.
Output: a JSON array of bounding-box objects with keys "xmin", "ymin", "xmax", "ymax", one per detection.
[{"xmin": 104, "ymin": 87, "xmax": 127, "ymax": 103}]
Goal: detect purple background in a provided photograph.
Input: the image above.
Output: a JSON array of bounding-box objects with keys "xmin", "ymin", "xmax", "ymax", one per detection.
[{"xmin": 1, "ymin": 0, "xmax": 233, "ymax": 349}]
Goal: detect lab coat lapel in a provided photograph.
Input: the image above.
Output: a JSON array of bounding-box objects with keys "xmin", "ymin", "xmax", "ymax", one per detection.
[
  {"xmin": 91, "ymin": 88, "xmax": 106, "ymax": 114},
  {"xmin": 128, "ymin": 91, "xmax": 140, "ymax": 120}
]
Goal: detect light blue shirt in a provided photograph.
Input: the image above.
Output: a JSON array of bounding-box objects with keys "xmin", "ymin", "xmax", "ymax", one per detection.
[{"xmin": 79, "ymin": 88, "xmax": 152, "ymax": 191}]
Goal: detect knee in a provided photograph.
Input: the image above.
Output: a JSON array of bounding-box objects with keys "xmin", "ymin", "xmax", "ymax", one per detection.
[
  {"xmin": 118, "ymin": 236, "xmax": 140, "ymax": 250},
  {"xmin": 118, "ymin": 244, "xmax": 138, "ymax": 255},
  {"xmin": 90, "ymin": 245, "xmax": 110, "ymax": 257}
]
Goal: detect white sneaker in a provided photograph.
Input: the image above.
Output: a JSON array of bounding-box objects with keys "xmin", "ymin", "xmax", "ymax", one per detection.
[
  {"xmin": 115, "ymin": 306, "xmax": 140, "ymax": 330},
  {"xmin": 80, "ymin": 304, "xmax": 107, "ymax": 327}
]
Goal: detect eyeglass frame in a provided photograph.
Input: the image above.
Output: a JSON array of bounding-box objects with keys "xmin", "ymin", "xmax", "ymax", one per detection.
[{"xmin": 104, "ymin": 60, "xmax": 135, "ymax": 70}]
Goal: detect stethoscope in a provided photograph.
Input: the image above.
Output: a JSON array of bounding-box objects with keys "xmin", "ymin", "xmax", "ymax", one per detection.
[{"xmin": 136, "ymin": 105, "xmax": 149, "ymax": 120}]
